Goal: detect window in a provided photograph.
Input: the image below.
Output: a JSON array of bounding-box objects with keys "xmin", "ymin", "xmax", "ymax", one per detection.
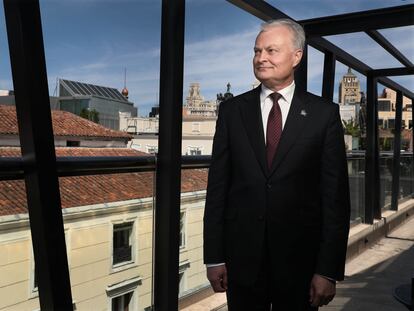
[
  {"xmin": 179, "ymin": 212, "xmax": 185, "ymax": 249},
  {"xmin": 388, "ymin": 119, "xmax": 395, "ymax": 129},
  {"xmin": 178, "ymin": 272, "xmax": 185, "ymax": 296},
  {"xmin": 106, "ymin": 277, "xmax": 141, "ymax": 311},
  {"xmin": 66, "ymin": 140, "xmax": 80, "ymax": 147},
  {"xmin": 31, "ymin": 263, "xmax": 38, "ymax": 296},
  {"xmin": 378, "ymin": 100, "xmax": 391, "ymax": 112},
  {"xmin": 192, "ymin": 122, "xmax": 200, "ymax": 132},
  {"xmin": 178, "ymin": 261, "xmax": 190, "ymax": 297},
  {"xmin": 146, "ymin": 145, "xmax": 158, "ymax": 154},
  {"xmin": 188, "ymin": 146, "xmax": 202, "ymax": 155},
  {"xmin": 378, "ymin": 119, "xmax": 384, "ymax": 128},
  {"xmin": 113, "ymin": 222, "xmax": 133, "ymax": 266},
  {"xmin": 112, "ymin": 292, "xmax": 133, "ymax": 311}
]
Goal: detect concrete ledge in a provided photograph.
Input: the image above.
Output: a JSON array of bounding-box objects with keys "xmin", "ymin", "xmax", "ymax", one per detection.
[
  {"xmin": 178, "ymin": 285, "xmax": 215, "ymax": 309},
  {"xmin": 346, "ymin": 199, "xmax": 414, "ymax": 262}
]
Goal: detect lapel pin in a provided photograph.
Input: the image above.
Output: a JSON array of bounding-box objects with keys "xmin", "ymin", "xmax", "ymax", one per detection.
[{"xmin": 300, "ymin": 109, "xmax": 307, "ymax": 117}]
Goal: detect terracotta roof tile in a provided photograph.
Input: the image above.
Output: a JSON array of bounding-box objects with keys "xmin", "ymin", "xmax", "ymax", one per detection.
[
  {"xmin": 0, "ymin": 147, "xmax": 148, "ymax": 157},
  {"xmin": 0, "ymin": 147, "xmax": 207, "ymax": 216},
  {"xmin": 0, "ymin": 105, "xmax": 131, "ymax": 139}
]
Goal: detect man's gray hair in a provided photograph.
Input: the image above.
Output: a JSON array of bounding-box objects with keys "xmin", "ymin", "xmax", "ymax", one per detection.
[{"xmin": 260, "ymin": 19, "xmax": 305, "ymax": 50}]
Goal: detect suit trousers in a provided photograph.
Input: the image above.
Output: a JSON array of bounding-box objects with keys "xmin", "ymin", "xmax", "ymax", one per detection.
[{"xmin": 226, "ymin": 225, "xmax": 318, "ymax": 311}]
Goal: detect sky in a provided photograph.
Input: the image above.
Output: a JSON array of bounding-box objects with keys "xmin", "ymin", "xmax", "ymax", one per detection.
[{"xmin": 0, "ymin": 0, "xmax": 413, "ymax": 116}]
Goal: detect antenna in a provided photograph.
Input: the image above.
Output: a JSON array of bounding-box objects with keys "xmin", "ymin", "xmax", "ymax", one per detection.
[
  {"xmin": 124, "ymin": 68, "xmax": 127, "ymax": 89},
  {"xmin": 53, "ymin": 77, "xmax": 58, "ymax": 96}
]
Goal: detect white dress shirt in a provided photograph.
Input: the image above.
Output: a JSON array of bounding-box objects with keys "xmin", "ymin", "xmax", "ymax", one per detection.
[{"xmin": 260, "ymin": 81, "xmax": 295, "ymax": 142}]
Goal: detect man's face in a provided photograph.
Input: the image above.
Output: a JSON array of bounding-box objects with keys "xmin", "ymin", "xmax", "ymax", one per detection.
[{"xmin": 253, "ymin": 26, "xmax": 303, "ymax": 90}]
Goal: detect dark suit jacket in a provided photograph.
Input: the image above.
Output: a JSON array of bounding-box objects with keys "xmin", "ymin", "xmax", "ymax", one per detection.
[{"xmin": 203, "ymin": 85, "xmax": 350, "ymax": 288}]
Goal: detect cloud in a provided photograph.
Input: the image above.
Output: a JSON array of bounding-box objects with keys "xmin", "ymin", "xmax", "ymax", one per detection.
[{"xmin": 182, "ymin": 29, "xmax": 258, "ymax": 99}]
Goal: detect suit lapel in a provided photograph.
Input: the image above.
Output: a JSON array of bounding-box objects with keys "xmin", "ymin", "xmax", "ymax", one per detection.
[
  {"xmin": 239, "ymin": 86, "xmax": 268, "ymax": 176},
  {"xmin": 269, "ymin": 88, "xmax": 309, "ymax": 177}
]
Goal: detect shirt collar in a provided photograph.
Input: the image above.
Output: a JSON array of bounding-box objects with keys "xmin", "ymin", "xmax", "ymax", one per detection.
[{"xmin": 260, "ymin": 81, "xmax": 295, "ymax": 105}]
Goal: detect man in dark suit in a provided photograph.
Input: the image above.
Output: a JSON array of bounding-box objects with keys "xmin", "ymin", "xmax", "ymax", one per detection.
[{"xmin": 203, "ymin": 19, "xmax": 350, "ymax": 311}]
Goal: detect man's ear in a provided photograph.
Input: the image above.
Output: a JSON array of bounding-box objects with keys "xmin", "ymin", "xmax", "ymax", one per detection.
[{"xmin": 293, "ymin": 49, "xmax": 303, "ymax": 68}]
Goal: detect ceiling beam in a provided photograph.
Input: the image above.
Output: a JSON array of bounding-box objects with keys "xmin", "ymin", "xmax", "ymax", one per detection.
[
  {"xmin": 370, "ymin": 67, "xmax": 414, "ymax": 77},
  {"xmin": 226, "ymin": 0, "xmax": 288, "ymax": 20},
  {"xmin": 300, "ymin": 4, "xmax": 414, "ymax": 37}
]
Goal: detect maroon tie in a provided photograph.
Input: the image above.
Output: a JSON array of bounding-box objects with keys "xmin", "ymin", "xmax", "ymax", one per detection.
[{"xmin": 266, "ymin": 92, "xmax": 282, "ymax": 169}]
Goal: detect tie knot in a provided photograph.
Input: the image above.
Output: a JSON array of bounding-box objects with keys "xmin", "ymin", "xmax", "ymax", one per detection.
[{"xmin": 271, "ymin": 92, "xmax": 282, "ymax": 103}]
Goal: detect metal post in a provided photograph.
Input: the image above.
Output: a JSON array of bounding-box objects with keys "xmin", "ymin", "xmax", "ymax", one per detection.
[
  {"xmin": 391, "ymin": 91, "xmax": 403, "ymax": 210},
  {"xmin": 365, "ymin": 73, "xmax": 380, "ymax": 223},
  {"xmin": 322, "ymin": 51, "xmax": 336, "ymax": 102},
  {"xmin": 154, "ymin": 0, "xmax": 185, "ymax": 310},
  {"xmin": 411, "ymin": 98, "xmax": 414, "ymax": 200},
  {"xmin": 412, "ymin": 98, "xmax": 414, "ymax": 198},
  {"xmin": 3, "ymin": 0, "xmax": 73, "ymax": 310},
  {"xmin": 411, "ymin": 274, "xmax": 414, "ymax": 311},
  {"xmin": 295, "ymin": 43, "xmax": 308, "ymax": 92}
]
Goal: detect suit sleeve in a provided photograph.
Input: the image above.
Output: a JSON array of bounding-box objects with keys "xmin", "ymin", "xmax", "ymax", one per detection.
[
  {"xmin": 315, "ymin": 104, "xmax": 351, "ymax": 281},
  {"xmin": 203, "ymin": 102, "xmax": 231, "ymax": 264}
]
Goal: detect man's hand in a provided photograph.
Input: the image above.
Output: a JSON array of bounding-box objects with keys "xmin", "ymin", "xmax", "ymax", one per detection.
[
  {"xmin": 309, "ymin": 274, "xmax": 336, "ymax": 307},
  {"xmin": 207, "ymin": 265, "xmax": 228, "ymax": 292}
]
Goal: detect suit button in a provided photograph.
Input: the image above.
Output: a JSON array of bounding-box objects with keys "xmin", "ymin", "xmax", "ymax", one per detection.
[
  {"xmin": 258, "ymin": 215, "xmax": 264, "ymax": 221},
  {"xmin": 266, "ymin": 183, "xmax": 272, "ymax": 189}
]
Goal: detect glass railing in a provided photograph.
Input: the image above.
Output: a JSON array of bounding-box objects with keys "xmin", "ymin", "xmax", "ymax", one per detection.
[
  {"xmin": 399, "ymin": 152, "xmax": 414, "ymax": 204},
  {"xmin": 347, "ymin": 152, "xmax": 366, "ymax": 223},
  {"xmin": 379, "ymin": 152, "xmax": 394, "ymax": 210}
]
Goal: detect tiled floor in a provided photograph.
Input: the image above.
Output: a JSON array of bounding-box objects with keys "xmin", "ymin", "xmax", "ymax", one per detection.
[
  {"xmin": 325, "ymin": 216, "xmax": 414, "ymax": 311},
  {"xmin": 191, "ymin": 215, "xmax": 414, "ymax": 311}
]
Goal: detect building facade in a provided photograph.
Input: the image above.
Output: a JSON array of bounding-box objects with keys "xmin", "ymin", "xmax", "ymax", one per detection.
[
  {"xmin": 338, "ymin": 67, "xmax": 361, "ymax": 105},
  {"xmin": 0, "ymin": 105, "xmax": 131, "ymax": 148},
  {"xmin": 0, "ymin": 147, "xmax": 210, "ymax": 311},
  {"xmin": 58, "ymin": 79, "xmax": 138, "ymax": 130},
  {"xmin": 121, "ymin": 114, "xmax": 217, "ymax": 155},
  {"xmin": 183, "ymin": 83, "xmax": 217, "ymax": 117}
]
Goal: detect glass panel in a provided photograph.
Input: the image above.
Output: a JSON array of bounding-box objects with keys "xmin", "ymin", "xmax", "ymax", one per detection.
[
  {"xmin": 37, "ymin": 1, "xmax": 162, "ymax": 310},
  {"xmin": 60, "ymin": 172, "xmax": 155, "ymax": 311},
  {"xmin": 398, "ymin": 96, "xmax": 413, "ymax": 204},
  {"xmin": 379, "ymin": 153, "xmax": 393, "ymax": 210},
  {"xmin": 335, "ymin": 62, "xmax": 367, "ymax": 221},
  {"xmin": 0, "ymin": 177, "xmax": 40, "ymax": 310},
  {"xmin": 378, "ymin": 84, "xmax": 396, "ymax": 211},
  {"xmin": 0, "ymin": 6, "xmax": 13, "ymax": 99},
  {"xmin": 347, "ymin": 154, "xmax": 365, "ymax": 223},
  {"xmin": 399, "ymin": 153, "xmax": 414, "ymax": 203},
  {"xmin": 379, "ymin": 26, "xmax": 414, "ymax": 64},
  {"xmin": 385, "ymin": 76, "xmax": 414, "ymax": 95},
  {"xmin": 325, "ymin": 33, "xmax": 402, "ymax": 70},
  {"xmin": 179, "ymin": 169, "xmax": 211, "ymax": 308},
  {"xmin": 40, "ymin": 1, "xmax": 159, "ymax": 132},
  {"xmin": 307, "ymin": 46, "xmax": 324, "ymax": 97},
  {"xmin": 179, "ymin": 2, "xmax": 260, "ymax": 309}
]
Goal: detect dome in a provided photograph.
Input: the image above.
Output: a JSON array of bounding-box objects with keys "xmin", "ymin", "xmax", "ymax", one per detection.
[{"xmin": 121, "ymin": 87, "xmax": 129, "ymax": 97}]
